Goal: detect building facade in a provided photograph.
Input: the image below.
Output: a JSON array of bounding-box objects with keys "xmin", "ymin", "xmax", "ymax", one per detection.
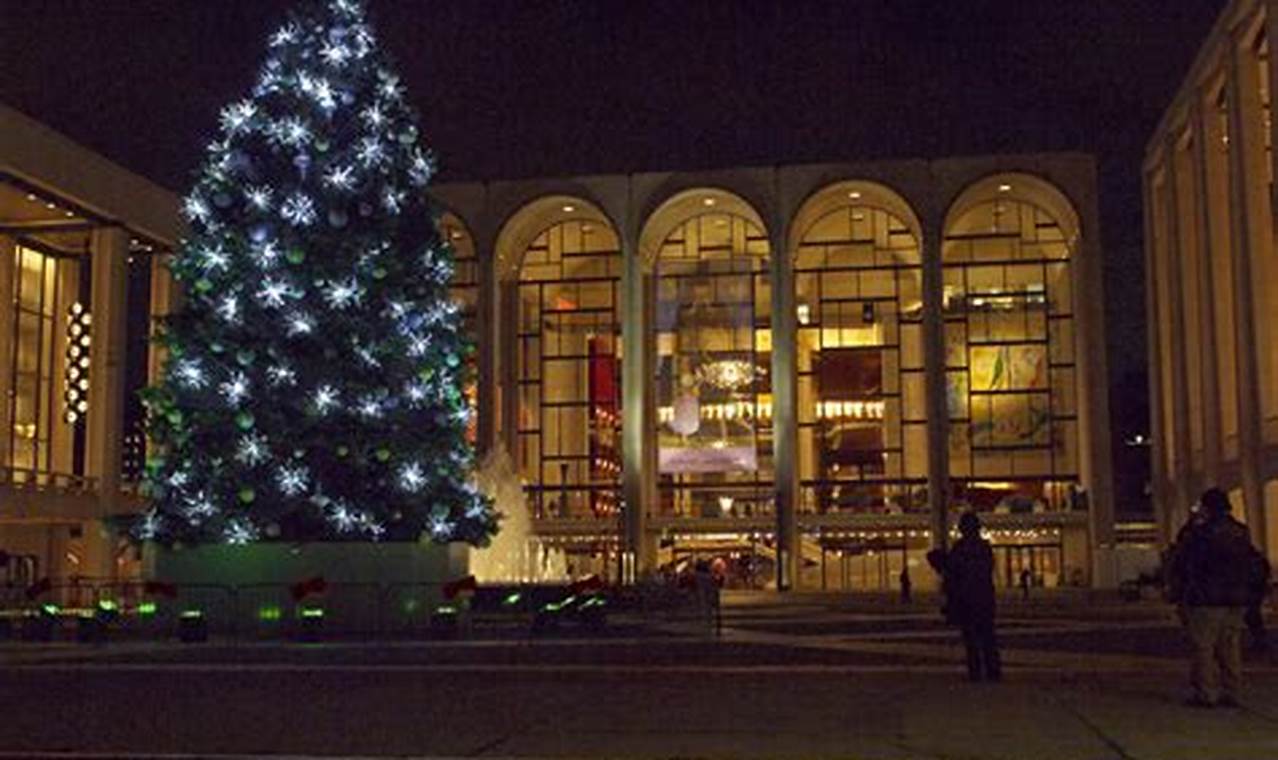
[
  {"xmin": 435, "ymin": 152, "xmax": 1117, "ymax": 590},
  {"xmin": 0, "ymin": 105, "xmax": 179, "ymax": 585},
  {"xmin": 1144, "ymin": 0, "xmax": 1278, "ymax": 563}
]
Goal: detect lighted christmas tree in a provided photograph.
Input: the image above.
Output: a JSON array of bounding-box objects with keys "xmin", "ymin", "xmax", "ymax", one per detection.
[{"xmin": 137, "ymin": 0, "xmax": 494, "ymax": 546}]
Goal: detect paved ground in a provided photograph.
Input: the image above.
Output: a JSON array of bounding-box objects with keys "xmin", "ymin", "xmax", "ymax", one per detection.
[{"xmin": 2, "ymin": 591, "xmax": 1276, "ymax": 759}]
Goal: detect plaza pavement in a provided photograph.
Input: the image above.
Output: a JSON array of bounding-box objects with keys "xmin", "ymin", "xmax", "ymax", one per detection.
[{"xmin": 1, "ymin": 591, "xmax": 1276, "ymax": 759}]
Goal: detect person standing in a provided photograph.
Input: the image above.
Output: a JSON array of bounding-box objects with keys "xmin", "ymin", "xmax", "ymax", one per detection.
[
  {"xmin": 1168, "ymin": 488, "xmax": 1264, "ymax": 707},
  {"xmin": 929, "ymin": 512, "xmax": 1001, "ymax": 682},
  {"xmin": 899, "ymin": 567, "xmax": 913, "ymax": 604},
  {"xmin": 1019, "ymin": 567, "xmax": 1032, "ymax": 602}
]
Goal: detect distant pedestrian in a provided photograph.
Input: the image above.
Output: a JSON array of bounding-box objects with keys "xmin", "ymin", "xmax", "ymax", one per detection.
[
  {"xmin": 929, "ymin": 512, "xmax": 1001, "ymax": 682},
  {"xmin": 692, "ymin": 559, "xmax": 720, "ymax": 633},
  {"xmin": 1168, "ymin": 488, "xmax": 1266, "ymax": 707},
  {"xmin": 1019, "ymin": 568, "xmax": 1032, "ymax": 602},
  {"xmin": 899, "ymin": 568, "xmax": 912, "ymax": 604}
]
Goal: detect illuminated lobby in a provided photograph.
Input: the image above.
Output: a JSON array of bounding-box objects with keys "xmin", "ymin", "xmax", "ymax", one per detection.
[{"xmin": 434, "ymin": 152, "xmax": 1117, "ymax": 590}]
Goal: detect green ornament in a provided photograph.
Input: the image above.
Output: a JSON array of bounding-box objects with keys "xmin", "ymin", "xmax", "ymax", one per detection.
[
  {"xmin": 195, "ymin": 278, "xmax": 213, "ymax": 293},
  {"xmin": 286, "ymin": 248, "xmax": 305, "ymax": 265},
  {"xmin": 375, "ymin": 448, "xmax": 391, "ymax": 463},
  {"xmin": 236, "ymin": 350, "xmax": 255, "ymax": 366},
  {"xmin": 210, "ymin": 342, "xmax": 225, "ymax": 354},
  {"xmin": 336, "ymin": 446, "xmax": 349, "ymax": 458},
  {"xmin": 238, "ymin": 487, "xmax": 256, "ymax": 504},
  {"xmin": 235, "ymin": 411, "xmax": 255, "ymax": 430},
  {"xmin": 372, "ymin": 267, "xmax": 387, "ymax": 280},
  {"xmin": 166, "ymin": 410, "xmax": 183, "ymax": 425}
]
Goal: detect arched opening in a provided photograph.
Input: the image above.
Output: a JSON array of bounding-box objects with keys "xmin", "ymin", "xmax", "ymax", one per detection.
[
  {"xmin": 790, "ymin": 181, "xmax": 927, "ymax": 591},
  {"xmin": 942, "ymin": 173, "xmax": 1080, "ymax": 588},
  {"xmin": 642, "ymin": 189, "xmax": 773, "ymax": 526},
  {"xmin": 496, "ymin": 197, "xmax": 623, "ymax": 525}
]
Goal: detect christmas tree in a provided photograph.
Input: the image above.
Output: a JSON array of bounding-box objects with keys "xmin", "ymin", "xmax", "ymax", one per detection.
[{"xmin": 137, "ymin": 0, "xmax": 494, "ymax": 546}]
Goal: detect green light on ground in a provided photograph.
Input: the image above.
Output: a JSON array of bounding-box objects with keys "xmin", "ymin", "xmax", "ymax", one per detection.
[
  {"xmin": 258, "ymin": 605, "xmax": 282, "ymax": 621},
  {"xmin": 97, "ymin": 599, "xmax": 118, "ymax": 612},
  {"xmin": 179, "ymin": 609, "xmax": 204, "ymax": 620},
  {"xmin": 299, "ymin": 608, "xmax": 324, "ymax": 619},
  {"xmin": 41, "ymin": 603, "xmax": 60, "ymax": 616},
  {"xmin": 503, "ymin": 592, "xmax": 522, "ymax": 606},
  {"xmin": 435, "ymin": 604, "xmax": 458, "ymax": 616},
  {"xmin": 137, "ymin": 602, "xmax": 157, "ymax": 616},
  {"xmin": 403, "ymin": 598, "xmax": 420, "ymax": 614}
]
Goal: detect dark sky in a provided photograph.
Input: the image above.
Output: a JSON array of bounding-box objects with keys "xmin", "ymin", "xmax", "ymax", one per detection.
[{"xmin": 0, "ymin": 0, "xmax": 1226, "ymax": 403}]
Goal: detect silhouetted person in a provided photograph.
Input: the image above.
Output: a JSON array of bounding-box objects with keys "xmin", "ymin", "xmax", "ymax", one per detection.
[
  {"xmin": 1245, "ymin": 549, "xmax": 1271, "ymax": 653},
  {"xmin": 1168, "ymin": 488, "xmax": 1265, "ymax": 707},
  {"xmin": 1019, "ymin": 568, "xmax": 1032, "ymax": 602},
  {"xmin": 899, "ymin": 568, "xmax": 912, "ymax": 604},
  {"xmin": 930, "ymin": 512, "xmax": 1001, "ymax": 682}
]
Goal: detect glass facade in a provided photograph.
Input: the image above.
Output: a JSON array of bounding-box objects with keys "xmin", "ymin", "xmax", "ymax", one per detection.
[
  {"xmin": 943, "ymin": 198, "xmax": 1078, "ymax": 514},
  {"xmin": 515, "ymin": 220, "xmax": 622, "ymax": 520}
]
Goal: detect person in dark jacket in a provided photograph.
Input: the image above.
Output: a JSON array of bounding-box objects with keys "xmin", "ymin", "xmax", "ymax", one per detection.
[
  {"xmin": 929, "ymin": 511, "xmax": 1001, "ymax": 681},
  {"xmin": 1168, "ymin": 488, "xmax": 1264, "ymax": 707}
]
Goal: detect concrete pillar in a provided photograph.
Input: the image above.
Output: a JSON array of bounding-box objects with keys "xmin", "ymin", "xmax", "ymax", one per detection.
[
  {"xmin": 498, "ymin": 280, "xmax": 519, "ymax": 462},
  {"xmin": 1191, "ymin": 100, "xmax": 1224, "ymax": 486},
  {"xmin": 1142, "ymin": 171, "xmax": 1172, "ymax": 545},
  {"xmin": 620, "ymin": 227, "xmax": 650, "ymax": 580},
  {"xmin": 1073, "ymin": 175, "xmax": 1117, "ymax": 588},
  {"xmin": 769, "ymin": 228, "xmax": 799, "ymax": 590},
  {"xmin": 1226, "ymin": 31, "xmax": 1270, "ymax": 551},
  {"xmin": 476, "ymin": 244, "xmax": 497, "ymax": 455},
  {"xmin": 1163, "ymin": 136, "xmax": 1195, "ymax": 532},
  {"xmin": 49, "ymin": 260, "xmax": 80, "ymax": 476},
  {"xmin": 920, "ymin": 219, "xmax": 950, "ymax": 550},
  {"xmin": 86, "ymin": 226, "xmax": 128, "ymax": 515},
  {"xmin": 0, "ymin": 235, "xmax": 15, "ymax": 469},
  {"xmin": 146, "ymin": 254, "xmax": 176, "ymax": 387}
]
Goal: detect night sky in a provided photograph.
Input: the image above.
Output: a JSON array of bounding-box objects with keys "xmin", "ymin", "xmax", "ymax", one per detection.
[{"xmin": 0, "ymin": 0, "xmax": 1225, "ymax": 409}]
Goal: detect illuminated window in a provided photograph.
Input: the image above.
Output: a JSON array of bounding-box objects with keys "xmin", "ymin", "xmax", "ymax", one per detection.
[
  {"xmin": 795, "ymin": 204, "xmax": 926, "ymax": 515},
  {"xmin": 516, "ymin": 220, "xmax": 622, "ymax": 519},
  {"xmin": 653, "ymin": 212, "xmax": 772, "ymax": 518},
  {"xmin": 9, "ymin": 245, "xmax": 70, "ymax": 474}
]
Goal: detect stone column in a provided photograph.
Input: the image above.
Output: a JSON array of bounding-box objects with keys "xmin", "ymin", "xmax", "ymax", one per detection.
[
  {"xmin": 48, "ymin": 260, "xmax": 80, "ymax": 476},
  {"xmin": 769, "ymin": 228, "xmax": 799, "ymax": 590},
  {"xmin": 0, "ymin": 236, "xmax": 15, "ymax": 470},
  {"xmin": 1163, "ymin": 136, "xmax": 1195, "ymax": 533},
  {"xmin": 476, "ymin": 244, "xmax": 497, "ymax": 456},
  {"xmin": 620, "ymin": 228, "xmax": 649, "ymax": 581},
  {"xmin": 146, "ymin": 254, "xmax": 176, "ymax": 386},
  {"xmin": 920, "ymin": 215, "xmax": 950, "ymax": 551},
  {"xmin": 1142, "ymin": 171, "xmax": 1172, "ymax": 545},
  {"xmin": 86, "ymin": 226, "xmax": 129, "ymax": 515},
  {"xmin": 1191, "ymin": 99, "xmax": 1224, "ymax": 486},
  {"xmin": 1226, "ymin": 32, "xmax": 1269, "ymax": 551},
  {"xmin": 498, "ymin": 280, "xmax": 519, "ymax": 462}
]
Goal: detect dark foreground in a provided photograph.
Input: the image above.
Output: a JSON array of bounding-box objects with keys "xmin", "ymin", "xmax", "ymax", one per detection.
[{"xmin": 2, "ymin": 593, "xmax": 1276, "ymax": 759}]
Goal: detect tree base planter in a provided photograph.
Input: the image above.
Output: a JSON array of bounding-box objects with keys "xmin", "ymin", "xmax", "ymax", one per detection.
[{"xmin": 143, "ymin": 541, "xmax": 469, "ymax": 637}]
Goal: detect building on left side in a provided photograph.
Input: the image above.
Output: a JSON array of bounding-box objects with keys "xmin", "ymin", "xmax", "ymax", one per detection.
[{"xmin": 0, "ymin": 104, "xmax": 179, "ymax": 586}]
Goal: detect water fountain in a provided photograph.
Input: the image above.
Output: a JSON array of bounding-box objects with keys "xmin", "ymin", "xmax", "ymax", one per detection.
[{"xmin": 468, "ymin": 445, "xmax": 569, "ymax": 583}]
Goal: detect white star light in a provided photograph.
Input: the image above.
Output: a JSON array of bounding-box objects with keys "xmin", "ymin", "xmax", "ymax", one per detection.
[
  {"xmin": 224, "ymin": 519, "xmax": 259, "ymax": 545},
  {"xmin": 356, "ymin": 136, "xmax": 385, "ymax": 168},
  {"xmin": 325, "ymin": 278, "xmax": 362, "ymax": 309},
  {"xmin": 246, "ymin": 185, "xmax": 273, "ymax": 211},
  {"xmin": 276, "ymin": 465, "xmax": 309, "ymax": 496},
  {"xmin": 257, "ymin": 278, "xmax": 294, "ymax": 309},
  {"xmin": 311, "ymin": 78, "xmax": 337, "ymax": 111},
  {"xmin": 405, "ymin": 380, "xmax": 429, "ymax": 406},
  {"xmin": 313, "ymin": 385, "xmax": 339, "ymax": 415},
  {"xmin": 266, "ymin": 365, "xmax": 297, "ymax": 386},
  {"xmin": 236, "ymin": 433, "xmax": 269, "ymax": 466},
  {"xmin": 409, "ymin": 149, "xmax": 434, "ymax": 185},
  {"xmin": 269, "ymin": 22, "xmax": 299, "ymax": 47},
  {"xmin": 173, "ymin": 359, "xmax": 207, "ymax": 389},
  {"xmin": 429, "ymin": 516, "xmax": 454, "ymax": 540},
  {"xmin": 217, "ymin": 294, "xmax": 240, "ymax": 323},
  {"xmin": 198, "ymin": 244, "xmax": 230, "ymax": 272},
  {"xmin": 275, "ymin": 117, "xmax": 311, "ymax": 147},
  {"xmin": 136, "ymin": 510, "xmax": 161, "ymax": 541},
  {"xmin": 398, "ymin": 462, "xmax": 425, "ymax": 492},
  {"xmin": 383, "ymin": 186, "xmax": 405, "ymax": 215},
  {"xmin": 360, "ymin": 104, "xmax": 386, "ymax": 129},
  {"xmin": 167, "ymin": 469, "xmax": 191, "ymax": 490},
  {"xmin": 219, "ymin": 371, "xmax": 250, "ymax": 406},
  {"xmin": 287, "ymin": 312, "xmax": 315, "ymax": 337},
  {"xmin": 407, "ymin": 335, "xmax": 431, "ymax": 357},
  {"xmin": 187, "ymin": 491, "xmax": 216, "ymax": 518},
  {"xmin": 281, "ymin": 193, "xmax": 317, "ymax": 226},
  {"xmin": 324, "ymin": 164, "xmax": 356, "ymax": 191},
  {"xmin": 362, "ymin": 517, "xmax": 386, "ymax": 540},
  {"xmin": 182, "ymin": 195, "xmax": 211, "ymax": 224},
  {"xmin": 320, "ymin": 41, "xmax": 350, "ymax": 67},
  {"xmin": 331, "ymin": 0, "xmax": 360, "ymax": 17},
  {"xmin": 256, "ymin": 240, "xmax": 281, "ymax": 267},
  {"xmin": 329, "ymin": 502, "xmax": 358, "ymax": 532},
  {"xmin": 356, "ymin": 396, "xmax": 383, "ymax": 418},
  {"xmin": 379, "ymin": 73, "xmax": 404, "ymax": 101},
  {"xmin": 220, "ymin": 100, "xmax": 257, "ymax": 135},
  {"xmin": 352, "ymin": 25, "xmax": 375, "ymax": 58},
  {"xmin": 354, "ymin": 344, "xmax": 380, "ymax": 368}
]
